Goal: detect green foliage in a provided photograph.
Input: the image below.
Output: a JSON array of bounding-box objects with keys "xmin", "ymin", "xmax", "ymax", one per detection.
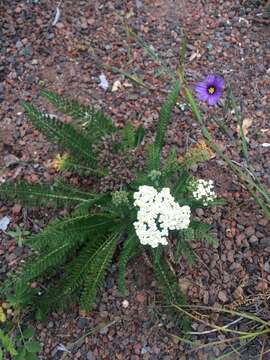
[
  {"xmin": 0, "ymin": 324, "xmax": 41, "ymax": 360},
  {"xmin": 161, "ymin": 146, "xmax": 179, "ymax": 182},
  {"xmin": 41, "ymin": 89, "xmax": 93, "ymax": 121},
  {"xmin": 192, "ymin": 221, "xmax": 217, "ymax": 245},
  {"xmin": 41, "ymin": 89, "xmax": 117, "ymax": 142},
  {"xmin": 83, "ymin": 109, "xmax": 117, "ymax": 143},
  {"xmin": 134, "ymin": 125, "xmax": 145, "ymax": 147},
  {"xmin": 22, "ymin": 102, "xmax": 98, "ymax": 169},
  {"xmin": 119, "ymin": 123, "xmax": 145, "ymax": 151},
  {"xmin": 27, "ymin": 213, "xmax": 117, "ymax": 251},
  {"xmin": 54, "ymin": 243, "xmax": 104, "ymax": 306},
  {"xmin": 7, "ymin": 282, "xmax": 36, "ymax": 311},
  {"xmin": 7, "ymin": 226, "xmax": 30, "ymax": 247},
  {"xmin": 121, "ymin": 122, "xmax": 136, "ymax": 149},
  {"xmin": 152, "ymin": 249, "xmax": 190, "ymax": 331},
  {"xmin": 18, "ymin": 216, "xmax": 120, "ymax": 295},
  {"xmin": 174, "ymin": 222, "xmax": 217, "ymax": 264},
  {"xmin": 174, "ymin": 231, "xmax": 196, "ymax": 264},
  {"xmin": 145, "ymin": 82, "xmax": 180, "ymax": 172},
  {"xmin": 0, "ymin": 181, "xmax": 93, "ymax": 208},
  {"xmin": 0, "ymin": 329, "xmax": 17, "ymax": 357},
  {"xmin": 15, "ymin": 327, "xmax": 41, "ymax": 360},
  {"xmin": 53, "ymin": 154, "xmax": 107, "ymax": 177},
  {"xmin": 80, "ymin": 231, "xmax": 120, "ymax": 311},
  {"xmin": 154, "ymin": 81, "xmax": 180, "ymax": 151},
  {"xmin": 172, "ymin": 173, "xmax": 193, "ymax": 199},
  {"xmin": 146, "ymin": 143, "xmax": 161, "ymax": 172},
  {"xmin": 153, "ymin": 249, "xmax": 184, "ymax": 306}
]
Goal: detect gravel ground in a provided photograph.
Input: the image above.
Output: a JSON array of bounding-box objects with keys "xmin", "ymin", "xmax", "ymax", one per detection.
[{"xmin": 0, "ymin": 0, "xmax": 270, "ymax": 359}]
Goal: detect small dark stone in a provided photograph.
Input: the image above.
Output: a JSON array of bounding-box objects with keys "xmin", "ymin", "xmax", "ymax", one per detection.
[
  {"xmin": 249, "ymin": 235, "xmax": 258, "ymax": 245},
  {"xmin": 245, "ymin": 226, "xmax": 255, "ymax": 237},
  {"xmin": 14, "ymin": 247, "xmax": 23, "ymax": 257},
  {"xmin": 23, "ymin": 44, "xmax": 33, "ymax": 58},
  {"xmin": 16, "ymin": 40, "xmax": 23, "ymax": 49},
  {"xmin": 78, "ymin": 318, "xmax": 89, "ymax": 329},
  {"xmin": 86, "ymin": 351, "xmax": 96, "ymax": 360},
  {"xmin": 99, "ymin": 326, "xmax": 108, "ymax": 335},
  {"xmin": 260, "ymin": 238, "xmax": 270, "ymax": 247},
  {"xmin": 105, "ymin": 276, "xmax": 114, "ymax": 289}
]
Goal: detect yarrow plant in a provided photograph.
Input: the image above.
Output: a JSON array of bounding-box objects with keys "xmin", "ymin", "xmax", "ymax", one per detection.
[{"xmin": 0, "ymin": 82, "xmax": 224, "ymax": 331}]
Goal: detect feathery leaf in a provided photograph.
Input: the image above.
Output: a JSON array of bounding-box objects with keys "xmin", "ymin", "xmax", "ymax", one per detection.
[
  {"xmin": 41, "ymin": 89, "xmax": 117, "ymax": 141},
  {"xmin": 37, "ymin": 235, "xmax": 108, "ymax": 312},
  {"xmin": 121, "ymin": 122, "xmax": 136, "ymax": 149},
  {"xmin": 27, "ymin": 213, "xmax": 120, "ymax": 251},
  {"xmin": 80, "ymin": 231, "xmax": 121, "ymax": 311},
  {"xmin": 0, "ymin": 181, "xmax": 93, "ymax": 208},
  {"xmin": 146, "ymin": 143, "xmax": 161, "ymax": 171},
  {"xmin": 154, "ymin": 81, "xmax": 180, "ymax": 151},
  {"xmin": 152, "ymin": 250, "xmax": 189, "ymax": 330},
  {"xmin": 22, "ymin": 102, "xmax": 97, "ymax": 167},
  {"xmin": 191, "ymin": 221, "xmax": 217, "ymax": 245}
]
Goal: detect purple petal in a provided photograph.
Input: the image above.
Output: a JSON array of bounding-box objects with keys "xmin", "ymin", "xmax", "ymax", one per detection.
[
  {"xmin": 214, "ymin": 76, "xmax": 225, "ymax": 88},
  {"xmin": 195, "ymin": 81, "xmax": 207, "ymax": 91},
  {"xmin": 195, "ymin": 82, "xmax": 208, "ymax": 100},
  {"xmin": 207, "ymin": 93, "xmax": 220, "ymax": 106},
  {"xmin": 206, "ymin": 75, "xmax": 217, "ymax": 85},
  {"xmin": 197, "ymin": 93, "xmax": 209, "ymax": 101}
]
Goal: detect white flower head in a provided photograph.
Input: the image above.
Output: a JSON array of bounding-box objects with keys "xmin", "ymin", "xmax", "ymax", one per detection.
[
  {"xmin": 133, "ymin": 186, "xmax": 191, "ymax": 248},
  {"xmin": 192, "ymin": 179, "xmax": 216, "ymax": 205}
]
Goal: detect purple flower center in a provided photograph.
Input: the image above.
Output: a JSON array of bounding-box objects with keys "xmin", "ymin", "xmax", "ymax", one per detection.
[{"xmin": 207, "ymin": 86, "xmax": 216, "ymax": 95}]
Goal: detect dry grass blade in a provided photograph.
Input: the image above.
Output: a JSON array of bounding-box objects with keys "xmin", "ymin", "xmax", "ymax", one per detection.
[{"xmin": 171, "ymin": 303, "xmax": 270, "ymax": 357}]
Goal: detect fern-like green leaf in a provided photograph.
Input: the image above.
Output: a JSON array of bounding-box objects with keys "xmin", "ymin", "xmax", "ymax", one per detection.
[
  {"xmin": 80, "ymin": 231, "xmax": 121, "ymax": 311},
  {"xmin": 84, "ymin": 109, "xmax": 117, "ymax": 142},
  {"xmin": 12, "ymin": 213, "xmax": 119, "ymax": 291},
  {"xmin": 0, "ymin": 181, "xmax": 93, "ymax": 208},
  {"xmin": 27, "ymin": 213, "xmax": 119, "ymax": 251},
  {"xmin": 146, "ymin": 143, "xmax": 161, "ymax": 171},
  {"xmin": 152, "ymin": 250, "xmax": 189, "ymax": 331},
  {"xmin": 41, "ymin": 89, "xmax": 93, "ymax": 121},
  {"xmin": 172, "ymin": 173, "xmax": 192, "ymax": 200},
  {"xmin": 18, "ymin": 241, "xmax": 76, "ymax": 286},
  {"xmin": 153, "ymin": 252, "xmax": 185, "ymax": 306},
  {"xmin": 134, "ymin": 125, "xmax": 145, "ymax": 147},
  {"xmin": 41, "ymin": 90, "xmax": 117, "ymax": 141},
  {"xmin": 191, "ymin": 221, "xmax": 217, "ymax": 245},
  {"xmin": 56, "ymin": 155, "xmax": 107, "ymax": 177},
  {"xmin": 121, "ymin": 122, "xmax": 136, "ymax": 150},
  {"xmin": 154, "ymin": 81, "xmax": 180, "ymax": 151},
  {"xmin": 84, "ymin": 110, "xmax": 117, "ymax": 142},
  {"xmin": 118, "ymin": 232, "xmax": 142, "ymax": 294},
  {"xmin": 22, "ymin": 102, "xmax": 97, "ymax": 168},
  {"xmin": 161, "ymin": 146, "xmax": 180, "ymax": 183},
  {"xmin": 37, "ymin": 235, "xmax": 108, "ymax": 312},
  {"xmin": 174, "ymin": 230, "xmax": 195, "ymax": 264}
]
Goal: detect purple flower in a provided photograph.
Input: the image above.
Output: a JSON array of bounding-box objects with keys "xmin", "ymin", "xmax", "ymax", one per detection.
[{"xmin": 195, "ymin": 75, "xmax": 224, "ymax": 106}]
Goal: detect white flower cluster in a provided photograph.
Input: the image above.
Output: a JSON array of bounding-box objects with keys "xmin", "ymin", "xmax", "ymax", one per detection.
[
  {"xmin": 133, "ymin": 186, "xmax": 191, "ymax": 248},
  {"xmin": 192, "ymin": 179, "xmax": 216, "ymax": 205}
]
